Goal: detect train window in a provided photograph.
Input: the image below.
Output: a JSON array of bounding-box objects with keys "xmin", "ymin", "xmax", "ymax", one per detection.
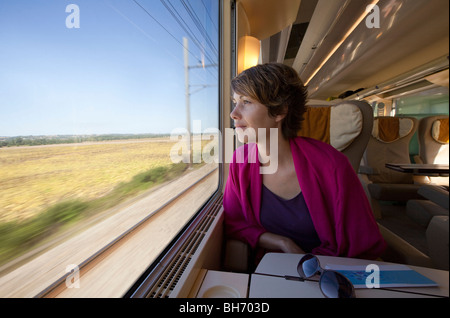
[
  {"xmin": 0, "ymin": 0, "xmax": 219, "ymax": 297},
  {"xmin": 394, "ymin": 87, "xmax": 449, "ymax": 116}
]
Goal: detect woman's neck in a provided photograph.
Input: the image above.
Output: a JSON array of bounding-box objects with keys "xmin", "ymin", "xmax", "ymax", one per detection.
[{"xmin": 257, "ymin": 129, "xmax": 292, "ymax": 173}]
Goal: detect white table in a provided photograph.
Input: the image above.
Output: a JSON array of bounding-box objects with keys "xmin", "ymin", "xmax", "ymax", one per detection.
[{"xmin": 249, "ymin": 253, "xmax": 449, "ymax": 298}]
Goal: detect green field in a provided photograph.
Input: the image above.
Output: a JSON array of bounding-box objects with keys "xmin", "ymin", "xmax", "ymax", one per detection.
[{"xmin": 0, "ymin": 137, "xmax": 206, "ymax": 265}]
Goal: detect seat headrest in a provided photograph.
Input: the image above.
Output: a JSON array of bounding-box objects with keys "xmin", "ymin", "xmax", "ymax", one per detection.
[
  {"xmin": 432, "ymin": 118, "xmax": 449, "ymax": 144},
  {"xmin": 372, "ymin": 117, "xmax": 414, "ymax": 143},
  {"xmin": 298, "ymin": 103, "xmax": 363, "ymax": 151}
]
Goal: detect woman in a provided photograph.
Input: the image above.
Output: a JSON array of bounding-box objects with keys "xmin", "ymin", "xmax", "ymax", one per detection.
[{"xmin": 223, "ymin": 63, "xmax": 386, "ymax": 261}]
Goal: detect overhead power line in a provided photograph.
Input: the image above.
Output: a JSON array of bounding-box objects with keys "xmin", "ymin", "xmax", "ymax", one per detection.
[
  {"xmin": 132, "ymin": 0, "xmax": 217, "ymax": 80},
  {"xmin": 160, "ymin": 0, "xmax": 217, "ymax": 66},
  {"xmin": 180, "ymin": 0, "xmax": 218, "ymax": 58},
  {"xmin": 131, "ymin": 0, "xmax": 200, "ymax": 64}
]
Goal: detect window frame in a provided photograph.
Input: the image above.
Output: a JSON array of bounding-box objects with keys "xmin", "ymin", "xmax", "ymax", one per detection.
[{"xmin": 124, "ymin": 0, "xmax": 233, "ymax": 298}]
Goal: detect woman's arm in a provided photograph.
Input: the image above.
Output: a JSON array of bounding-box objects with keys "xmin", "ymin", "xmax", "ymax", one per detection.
[
  {"xmin": 258, "ymin": 232, "xmax": 305, "ymax": 254},
  {"xmin": 223, "ymin": 161, "xmax": 266, "ymax": 249}
]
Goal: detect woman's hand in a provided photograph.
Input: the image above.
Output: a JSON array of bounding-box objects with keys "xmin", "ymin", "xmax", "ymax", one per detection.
[{"xmin": 258, "ymin": 232, "xmax": 305, "ymax": 254}]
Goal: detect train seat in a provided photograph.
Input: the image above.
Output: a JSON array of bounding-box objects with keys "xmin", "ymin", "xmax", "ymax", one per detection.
[
  {"xmin": 359, "ymin": 117, "xmax": 448, "ymax": 269},
  {"xmin": 298, "ymin": 100, "xmax": 373, "ymax": 173},
  {"xmin": 413, "ymin": 115, "xmax": 449, "ymax": 186},
  {"xmin": 382, "ymin": 184, "xmax": 449, "ymax": 270},
  {"xmin": 359, "ymin": 116, "xmax": 422, "ymax": 219}
]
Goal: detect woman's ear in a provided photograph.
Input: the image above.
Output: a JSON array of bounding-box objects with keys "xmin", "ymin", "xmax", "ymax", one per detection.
[{"xmin": 274, "ymin": 106, "xmax": 288, "ymax": 123}]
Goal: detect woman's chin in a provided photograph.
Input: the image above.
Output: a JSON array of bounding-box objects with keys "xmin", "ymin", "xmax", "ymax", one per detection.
[{"xmin": 235, "ymin": 127, "xmax": 257, "ymax": 144}]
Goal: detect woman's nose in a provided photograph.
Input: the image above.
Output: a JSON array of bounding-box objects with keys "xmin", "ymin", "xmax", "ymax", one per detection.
[{"xmin": 230, "ymin": 104, "xmax": 240, "ymax": 120}]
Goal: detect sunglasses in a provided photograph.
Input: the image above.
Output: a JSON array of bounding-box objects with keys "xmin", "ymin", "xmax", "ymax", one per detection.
[{"xmin": 297, "ymin": 254, "xmax": 355, "ymax": 298}]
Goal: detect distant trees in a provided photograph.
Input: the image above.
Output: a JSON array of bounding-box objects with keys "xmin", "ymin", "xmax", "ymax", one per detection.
[{"xmin": 0, "ymin": 133, "xmax": 170, "ymax": 148}]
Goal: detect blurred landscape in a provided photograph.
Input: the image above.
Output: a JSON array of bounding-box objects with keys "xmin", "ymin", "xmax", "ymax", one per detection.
[{"xmin": 0, "ymin": 136, "xmax": 208, "ymax": 266}]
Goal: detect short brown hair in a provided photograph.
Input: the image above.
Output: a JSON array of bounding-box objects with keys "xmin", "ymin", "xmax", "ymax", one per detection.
[{"xmin": 231, "ymin": 63, "xmax": 308, "ymax": 139}]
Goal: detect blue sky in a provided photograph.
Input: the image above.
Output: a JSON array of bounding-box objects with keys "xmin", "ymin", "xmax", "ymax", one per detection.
[{"xmin": 0, "ymin": 0, "xmax": 219, "ymax": 136}]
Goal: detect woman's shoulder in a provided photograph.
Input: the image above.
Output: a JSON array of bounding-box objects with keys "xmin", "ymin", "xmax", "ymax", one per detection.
[{"xmin": 294, "ymin": 136, "xmax": 343, "ymax": 154}]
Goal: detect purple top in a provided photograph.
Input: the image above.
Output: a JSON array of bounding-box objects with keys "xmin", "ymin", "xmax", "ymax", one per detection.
[{"xmin": 260, "ymin": 185, "xmax": 321, "ymax": 252}]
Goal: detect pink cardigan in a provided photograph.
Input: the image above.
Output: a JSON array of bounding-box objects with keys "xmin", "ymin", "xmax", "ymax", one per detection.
[{"xmin": 223, "ymin": 137, "xmax": 386, "ymax": 260}]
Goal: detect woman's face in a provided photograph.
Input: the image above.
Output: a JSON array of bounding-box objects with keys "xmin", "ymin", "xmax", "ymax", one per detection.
[{"xmin": 231, "ymin": 92, "xmax": 282, "ymax": 144}]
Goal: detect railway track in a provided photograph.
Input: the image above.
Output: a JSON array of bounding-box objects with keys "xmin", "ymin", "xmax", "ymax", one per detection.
[{"xmin": 34, "ymin": 165, "xmax": 218, "ymax": 298}]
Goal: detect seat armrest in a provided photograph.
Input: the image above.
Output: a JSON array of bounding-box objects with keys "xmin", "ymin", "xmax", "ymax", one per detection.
[
  {"xmin": 368, "ymin": 183, "xmax": 422, "ymax": 201},
  {"xmin": 418, "ymin": 185, "xmax": 449, "ymax": 210},
  {"xmin": 378, "ymin": 224, "xmax": 433, "ymax": 268},
  {"xmin": 359, "ymin": 165, "xmax": 379, "ymax": 175},
  {"xmin": 426, "ymin": 216, "xmax": 449, "ymax": 270}
]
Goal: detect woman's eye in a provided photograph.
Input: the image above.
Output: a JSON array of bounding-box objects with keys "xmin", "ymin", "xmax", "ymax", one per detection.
[{"xmin": 231, "ymin": 98, "xmax": 251, "ymax": 107}]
